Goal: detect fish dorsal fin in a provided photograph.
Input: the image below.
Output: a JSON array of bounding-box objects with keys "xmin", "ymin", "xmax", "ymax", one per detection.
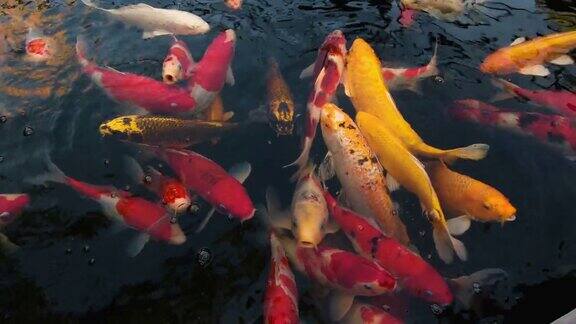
[
  {"xmin": 510, "ymin": 37, "xmax": 526, "ymax": 46},
  {"xmin": 519, "ymin": 64, "xmax": 550, "ymax": 77}
]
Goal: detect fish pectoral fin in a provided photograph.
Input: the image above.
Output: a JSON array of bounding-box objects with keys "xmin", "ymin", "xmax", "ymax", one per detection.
[
  {"xmin": 324, "ymin": 220, "xmax": 340, "ymax": 234},
  {"xmin": 195, "ymin": 207, "xmax": 216, "ymax": 233},
  {"xmin": 328, "ymin": 291, "xmax": 355, "ymax": 322},
  {"xmin": 432, "ymin": 223, "xmax": 468, "ymax": 263},
  {"xmin": 126, "ymin": 232, "xmax": 150, "ymax": 257},
  {"xmin": 226, "ymin": 66, "xmax": 235, "ymax": 86},
  {"xmin": 518, "ymin": 64, "xmax": 550, "ymax": 77},
  {"xmin": 0, "ymin": 233, "xmax": 19, "ymax": 254},
  {"xmin": 386, "ymin": 173, "xmax": 401, "ymax": 192},
  {"xmin": 447, "ymin": 215, "xmax": 472, "ymax": 236},
  {"xmin": 549, "ymin": 54, "xmax": 574, "ymax": 66},
  {"xmin": 319, "ymin": 152, "xmax": 335, "ymax": 182},
  {"xmin": 299, "ymin": 62, "xmax": 315, "ymax": 79},
  {"xmin": 228, "ymin": 162, "xmax": 252, "ymax": 183},
  {"xmin": 223, "ymin": 111, "xmax": 235, "ymax": 121},
  {"xmin": 142, "ymin": 30, "xmax": 172, "ymax": 39},
  {"xmin": 509, "ymin": 37, "xmax": 526, "ymax": 46}
]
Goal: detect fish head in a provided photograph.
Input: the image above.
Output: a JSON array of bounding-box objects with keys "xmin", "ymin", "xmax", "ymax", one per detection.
[
  {"xmin": 292, "ymin": 201, "xmax": 327, "ymax": 248},
  {"xmin": 269, "ymin": 100, "xmax": 295, "ymax": 136},
  {"xmin": 99, "ymin": 116, "xmax": 143, "ymax": 142},
  {"xmin": 161, "ymin": 181, "xmax": 192, "ymax": 215},
  {"xmin": 480, "ymin": 53, "xmax": 515, "ymax": 75},
  {"xmin": 322, "ymin": 30, "xmax": 347, "ymax": 57},
  {"xmin": 186, "ymin": 17, "xmax": 210, "ymax": 34},
  {"xmin": 163, "ymin": 54, "xmax": 184, "ymax": 84},
  {"xmin": 483, "ymin": 196, "xmax": 517, "ymax": 223}
]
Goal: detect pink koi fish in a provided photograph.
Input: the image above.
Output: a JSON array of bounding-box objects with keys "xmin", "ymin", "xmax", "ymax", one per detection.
[{"xmin": 381, "ymin": 43, "xmax": 439, "ymax": 94}]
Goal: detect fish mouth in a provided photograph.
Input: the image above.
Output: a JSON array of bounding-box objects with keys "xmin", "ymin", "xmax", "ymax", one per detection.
[
  {"xmin": 163, "ymin": 74, "xmax": 176, "ymax": 84},
  {"xmin": 507, "ymin": 215, "xmax": 516, "ymax": 221},
  {"xmin": 298, "ymin": 241, "xmax": 316, "ymax": 248}
]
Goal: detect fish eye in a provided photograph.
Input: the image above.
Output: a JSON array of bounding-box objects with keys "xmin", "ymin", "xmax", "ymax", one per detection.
[{"xmin": 292, "ymin": 219, "xmax": 297, "ymax": 228}]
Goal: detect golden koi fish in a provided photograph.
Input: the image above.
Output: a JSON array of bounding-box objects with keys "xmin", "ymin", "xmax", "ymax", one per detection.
[
  {"xmin": 426, "ymin": 161, "xmax": 516, "ymax": 234},
  {"xmin": 267, "ymin": 59, "xmax": 295, "ymax": 136},
  {"xmin": 344, "ymin": 38, "xmax": 489, "ymax": 162},
  {"xmin": 320, "ymin": 103, "xmax": 410, "ymax": 245},
  {"xmin": 481, "ymin": 30, "xmax": 576, "ymax": 76},
  {"xmin": 99, "ymin": 115, "xmax": 239, "ymax": 148},
  {"xmin": 357, "ymin": 112, "xmax": 466, "ymax": 263}
]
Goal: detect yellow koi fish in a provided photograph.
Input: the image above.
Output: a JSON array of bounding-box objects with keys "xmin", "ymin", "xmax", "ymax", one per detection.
[
  {"xmin": 320, "ymin": 103, "xmax": 410, "ymax": 246},
  {"xmin": 480, "ymin": 30, "xmax": 576, "ymax": 76},
  {"xmin": 357, "ymin": 111, "xmax": 466, "ymax": 263},
  {"xmin": 426, "ymin": 161, "xmax": 516, "ymax": 234},
  {"xmin": 344, "ymin": 38, "xmax": 489, "ymax": 162}
]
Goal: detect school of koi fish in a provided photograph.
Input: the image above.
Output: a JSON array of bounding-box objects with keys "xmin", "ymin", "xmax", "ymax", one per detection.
[{"xmin": 1, "ymin": 0, "xmax": 575, "ymax": 322}]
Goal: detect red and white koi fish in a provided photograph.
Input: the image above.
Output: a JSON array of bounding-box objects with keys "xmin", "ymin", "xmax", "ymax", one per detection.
[
  {"xmin": 492, "ymin": 79, "xmax": 576, "ymax": 118},
  {"xmin": 0, "ymin": 194, "xmax": 30, "ymax": 253},
  {"xmin": 323, "ymin": 191, "xmax": 453, "ymax": 306},
  {"xmin": 30, "ymin": 159, "xmax": 186, "ymax": 256},
  {"xmin": 263, "ymin": 232, "xmax": 299, "ymax": 324},
  {"xmin": 224, "ymin": 0, "xmax": 243, "ymax": 10},
  {"xmin": 450, "ymin": 99, "xmax": 576, "ymax": 158},
  {"xmin": 163, "ymin": 38, "xmax": 195, "ymax": 84},
  {"xmin": 287, "ymin": 30, "xmax": 347, "ymax": 178},
  {"xmin": 275, "ymin": 234, "xmax": 396, "ymax": 321},
  {"xmin": 187, "ymin": 29, "xmax": 236, "ymax": 112},
  {"xmin": 340, "ymin": 301, "xmax": 404, "ymax": 324},
  {"xmin": 124, "ymin": 157, "xmax": 192, "ymax": 216},
  {"xmin": 153, "ymin": 149, "xmax": 255, "ymax": 227},
  {"xmin": 26, "ymin": 28, "xmax": 52, "ymax": 61},
  {"xmin": 381, "ymin": 43, "xmax": 439, "ymax": 94},
  {"xmin": 76, "ymin": 38, "xmax": 198, "ymax": 114}
]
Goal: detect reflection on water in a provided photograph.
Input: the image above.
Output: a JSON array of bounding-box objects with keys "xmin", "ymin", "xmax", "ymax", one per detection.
[{"xmin": 0, "ymin": 0, "xmax": 575, "ymax": 323}]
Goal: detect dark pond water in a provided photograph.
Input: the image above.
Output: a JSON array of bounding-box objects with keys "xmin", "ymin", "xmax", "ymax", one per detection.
[{"xmin": 0, "ymin": 0, "xmax": 575, "ymax": 323}]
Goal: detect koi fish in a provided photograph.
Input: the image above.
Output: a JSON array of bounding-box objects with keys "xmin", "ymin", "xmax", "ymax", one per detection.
[
  {"xmin": 356, "ymin": 111, "xmax": 466, "ymax": 263},
  {"xmin": 492, "ymin": 79, "xmax": 576, "ymax": 118},
  {"xmin": 267, "ymin": 58, "xmax": 295, "ymax": 136},
  {"xmin": 275, "ymin": 233, "xmax": 396, "ymax": 322},
  {"xmin": 99, "ymin": 115, "xmax": 240, "ymax": 148},
  {"xmin": 344, "ymin": 38, "xmax": 489, "ymax": 162},
  {"xmin": 324, "ymin": 191, "xmax": 454, "ymax": 305},
  {"xmin": 265, "ymin": 165, "xmax": 337, "ymax": 248},
  {"xmin": 450, "ymin": 99, "xmax": 576, "ymax": 158},
  {"xmin": 25, "ymin": 28, "xmax": 52, "ymax": 61},
  {"xmin": 76, "ymin": 38, "xmax": 197, "ymax": 114},
  {"xmin": 263, "ymin": 231, "xmax": 299, "ymax": 324},
  {"xmin": 80, "ymin": 0, "xmax": 210, "ymax": 39},
  {"xmin": 425, "ymin": 161, "xmax": 517, "ymax": 234},
  {"xmin": 187, "ymin": 29, "xmax": 236, "ymax": 112},
  {"xmin": 225, "ymin": 0, "xmax": 243, "ymax": 10},
  {"xmin": 30, "ymin": 158, "xmax": 186, "ymax": 256},
  {"xmin": 153, "ymin": 149, "xmax": 255, "ymax": 228},
  {"xmin": 400, "ymin": 0, "xmax": 482, "ymax": 22},
  {"xmin": 381, "ymin": 43, "xmax": 439, "ymax": 94},
  {"xmin": 340, "ymin": 301, "xmax": 404, "ymax": 324},
  {"xmin": 162, "ymin": 38, "xmax": 195, "ymax": 84},
  {"xmin": 124, "ymin": 157, "xmax": 192, "ymax": 216},
  {"xmin": 288, "ymin": 30, "xmax": 347, "ymax": 178},
  {"xmin": 319, "ymin": 103, "xmax": 410, "ymax": 246},
  {"xmin": 0, "ymin": 194, "xmax": 30, "ymax": 253},
  {"xmin": 480, "ymin": 31, "xmax": 576, "ymax": 76}
]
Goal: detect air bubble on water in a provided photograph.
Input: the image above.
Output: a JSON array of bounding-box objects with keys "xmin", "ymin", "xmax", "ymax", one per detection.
[
  {"xmin": 189, "ymin": 204, "xmax": 200, "ymax": 214},
  {"xmin": 0, "ymin": 116, "xmax": 7, "ymax": 123},
  {"xmin": 0, "ymin": 156, "xmax": 4, "ymax": 163},
  {"xmin": 382, "ymin": 304, "xmax": 391, "ymax": 312},
  {"xmin": 83, "ymin": 245, "xmax": 90, "ymax": 253},
  {"xmin": 144, "ymin": 175, "xmax": 152, "ymax": 184},
  {"xmin": 473, "ymin": 282, "xmax": 481, "ymax": 294},
  {"xmin": 430, "ymin": 304, "xmax": 443, "ymax": 315},
  {"xmin": 65, "ymin": 248, "xmax": 72, "ymax": 255},
  {"xmin": 419, "ymin": 230, "xmax": 426, "ymax": 236},
  {"xmin": 197, "ymin": 247, "xmax": 212, "ymax": 267},
  {"xmin": 104, "ymin": 159, "xmax": 110, "ymax": 166},
  {"xmin": 170, "ymin": 216, "xmax": 177, "ymax": 224},
  {"xmin": 88, "ymin": 258, "xmax": 95, "ymax": 265},
  {"xmin": 434, "ymin": 76, "xmax": 444, "ymax": 84},
  {"xmin": 23, "ymin": 126, "xmax": 34, "ymax": 136},
  {"xmin": 427, "ymin": 254, "xmax": 432, "ymax": 259}
]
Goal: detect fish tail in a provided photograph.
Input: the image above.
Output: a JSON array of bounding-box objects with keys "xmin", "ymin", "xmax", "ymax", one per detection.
[
  {"xmin": 449, "ymin": 268, "xmax": 507, "ymax": 309},
  {"xmin": 432, "ymin": 217, "xmax": 468, "ymax": 263},
  {"xmin": 442, "ymin": 143, "xmax": 490, "ymax": 163}
]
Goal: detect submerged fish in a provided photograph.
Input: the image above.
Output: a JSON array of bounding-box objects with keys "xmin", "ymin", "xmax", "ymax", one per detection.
[
  {"xmin": 425, "ymin": 161, "xmax": 516, "ymax": 234},
  {"xmin": 356, "ymin": 112, "xmax": 466, "ymax": 263},
  {"xmin": 381, "ymin": 43, "xmax": 439, "ymax": 94},
  {"xmin": 344, "ymin": 38, "xmax": 489, "ymax": 162},
  {"xmin": 451, "ymin": 99, "xmax": 576, "ymax": 158},
  {"xmin": 492, "ymin": 79, "xmax": 576, "ymax": 118},
  {"xmin": 288, "ymin": 30, "xmax": 347, "ymax": 177},
  {"xmin": 99, "ymin": 115, "xmax": 240, "ymax": 148},
  {"xmin": 276, "ymin": 234, "xmax": 396, "ymax": 322},
  {"xmin": 263, "ymin": 232, "xmax": 299, "ymax": 324},
  {"xmin": 162, "ymin": 38, "xmax": 195, "ymax": 84},
  {"xmin": 324, "ymin": 191, "xmax": 454, "ymax": 305},
  {"xmin": 266, "ymin": 165, "xmax": 337, "ymax": 248},
  {"xmin": 480, "ymin": 31, "xmax": 576, "ymax": 76},
  {"xmin": 225, "ymin": 0, "xmax": 243, "ymax": 10},
  {"xmin": 320, "ymin": 103, "xmax": 410, "ymax": 246},
  {"xmin": 30, "ymin": 159, "xmax": 186, "ymax": 256},
  {"xmin": 25, "ymin": 28, "xmax": 53, "ymax": 61},
  {"xmin": 0, "ymin": 194, "xmax": 30, "ymax": 253},
  {"xmin": 267, "ymin": 58, "xmax": 295, "ymax": 136},
  {"xmin": 80, "ymin": 0, "xmax": 210, "ymax": 39},
  {"xmin": 400, "ymin": 0, "xmax": 468, "ymax": 22},
  {"xmin": 340, "ymin": 301, "xmax": 403, "ymax": 324}
]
